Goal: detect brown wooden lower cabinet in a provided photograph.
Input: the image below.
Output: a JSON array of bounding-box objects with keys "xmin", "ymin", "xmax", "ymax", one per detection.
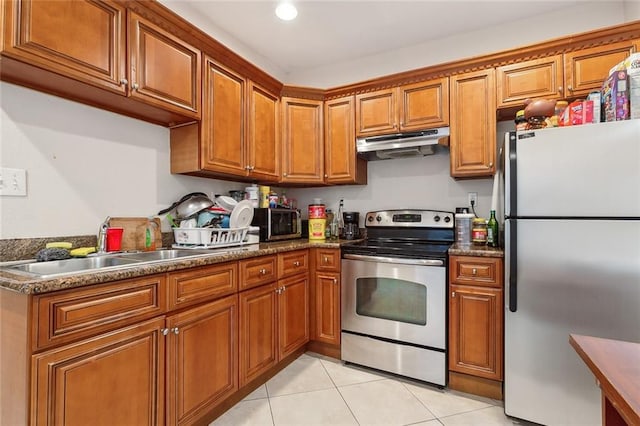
[
  {"xmin": 448, "ymin": 255, "xmax": 504, "ymax": 400},
  {"xmin": 278, "ymin": 273, "xmax": 310, "ymax": 359},
  {"xmin": 31, "ymin": 317, "xmax": 166, "ymax": 426},
  {"xmin": 166, "ymin": 294, "xmax": 238, "ymax": 426},
  {"xmin": 239, "ymin": 282, "xmax": 278, "ymax": 387},
  {"xmin": 239, "ymin": 270, "xmax": 310, "ymax": 386},
  {"xmin": 312, "ymin": 271, "xmax": 340, "ymax": 345}
]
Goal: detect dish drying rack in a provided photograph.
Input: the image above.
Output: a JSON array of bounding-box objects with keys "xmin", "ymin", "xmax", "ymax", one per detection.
[{"xmin": 173, "ymin": 227, "xmax": 250, "ymax": 249}]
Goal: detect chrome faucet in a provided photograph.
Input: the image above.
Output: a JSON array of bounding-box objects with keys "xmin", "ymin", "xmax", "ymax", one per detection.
[{"xmin": 96, "ymin": 216, "xmax": 111, "ymax": 253}]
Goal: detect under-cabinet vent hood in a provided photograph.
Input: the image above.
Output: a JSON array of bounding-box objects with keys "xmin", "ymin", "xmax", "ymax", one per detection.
[{"xmin": 356, "ymin": 127, "xmax": 449, "ymax": 161}]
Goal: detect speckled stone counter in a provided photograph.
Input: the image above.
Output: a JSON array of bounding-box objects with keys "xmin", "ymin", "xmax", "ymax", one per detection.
[
  {"xmin": 448, "ymin": 243, "xmax": 504, "ymax": 258},
  {"xmin": 0, "ymin": 239, "xmax": 360, "ymax": 295}
]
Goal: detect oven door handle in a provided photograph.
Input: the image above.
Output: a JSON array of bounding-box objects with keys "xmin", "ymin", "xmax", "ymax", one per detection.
[{"xmin": 343, "ymin": 253, "xmax": 444, "ymax": 266}]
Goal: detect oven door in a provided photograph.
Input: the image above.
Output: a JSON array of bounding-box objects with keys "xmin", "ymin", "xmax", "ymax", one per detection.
[{"xmin": 341, "ymin": 255, "xmax": 446, "ymax": 350}]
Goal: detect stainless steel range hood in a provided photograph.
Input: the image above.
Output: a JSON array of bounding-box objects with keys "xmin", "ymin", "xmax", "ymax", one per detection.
[{"xmin": 356, "ymin": 127, "xmax": 449, "ymax": 161}]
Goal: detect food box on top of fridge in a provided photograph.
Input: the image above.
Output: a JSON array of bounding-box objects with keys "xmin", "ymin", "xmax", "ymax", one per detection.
[
  {"xmin": 604, "ymin": 52, "xmax": 640, "ymax": 120},
  {"xmin": 559, "ymin": 99, "xmax": 593, "ymax": 126},
  {"xmin": 602, "ymin": 69, "xmax": 629, "ymax": 121}
]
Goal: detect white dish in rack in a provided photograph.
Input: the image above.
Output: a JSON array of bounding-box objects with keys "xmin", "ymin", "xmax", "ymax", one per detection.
[
  {"xmin": 230, "ymin": 200, "xmax": 254, "ymax": 228},
  {"xmin": 215, "ymin": 196, "xmax": 238, "ymax": 212}
]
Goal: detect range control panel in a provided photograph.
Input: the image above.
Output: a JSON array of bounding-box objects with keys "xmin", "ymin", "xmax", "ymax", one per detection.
[{"xmin": 364, "ymin": 209, "xmax": 454, "ymax": 228}]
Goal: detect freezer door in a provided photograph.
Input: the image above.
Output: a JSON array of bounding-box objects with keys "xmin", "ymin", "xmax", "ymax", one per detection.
[
  {"xmin": 504, "ymin": 218, "xmax": 640, "ymax": 425},
  {"xmin": 506, "ymin": 120, "xmax": 640, "ymax": 217}
]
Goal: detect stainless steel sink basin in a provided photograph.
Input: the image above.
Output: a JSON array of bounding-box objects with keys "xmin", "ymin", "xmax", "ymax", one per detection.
[
  {"xmin": 121, "ymin": 249, "xmax": 218, "ymax": 262},
  {"xmin": 7, "ymin": 255, "xmax": 141, "ymax": 277},
  {"xmin": 2, "ymin": 249, "xmax": 226, "ymax": 278}
]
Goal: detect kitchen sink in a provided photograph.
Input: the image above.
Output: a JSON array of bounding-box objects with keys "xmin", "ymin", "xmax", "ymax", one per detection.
[
  {"xmin": 121, "ymin": 249, "xmax": 218, "ymax": 262},
  {"xmin": 7, "ymin": 255, "xmax": 142, "ymax": 277},
  {"xmin": 2, "ymin": 249, "xmax": 226, "ymax": 278}
]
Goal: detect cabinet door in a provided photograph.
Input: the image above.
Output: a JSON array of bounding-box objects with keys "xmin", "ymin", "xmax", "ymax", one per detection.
[
  {"xmin": 281, "ymin": 97, "xmax": 324, "ymax": 184},
  {"xmin": 278, "ymin": 274, "xmax": 310, "ymax": 359},
  {"xmin": 166, "ymin": 294, "xmax": 238, "ymax": 426},
  {"xmin": 449, "ymin": 69, "xmax": 496, "ymax": 178},
  {"xmin": 449, "ymin": 284, "xmax": 503, "ymax": 380},
  {"xmin": 1, "ymin": 0, "xmax": 127, "ymax": 94},
  {"xmin": 312, "ymin": 271, "xmax": 340, "ymax": 345},
  {"xmin": 128, "ymin": 11, "xmax": 201, "ymax": 119},
  {"xmin": 201, "ymin": 57, "xmax": 246, "ymax": 175},
  {"xmin": 355, "ymin": 88, "xmax": 397, "ymax": 136},
  {"xmin": 247, "ymin": 81, "xmax": 280, "ymax": 182},
  {"xmin": 325, "ymin": 96, "xmax": 367, "ymax": 185},
  {"xmin": 31, "ymin": 317, "xmax": 165, "ymax": 426},
  {"xmin": 496, "ymin": 56, "xmax": 563, "ymax": 108},
  {"xmin": 399, "ymin": 78, "xmax": 449, "ymax": 131},
  {"xmin": 239, "ymin": 283, "xmax": 278, "ymax": 387},
  {"xmin": 564, "ymin": 39, "xmax": 637, "ymax": 98}
]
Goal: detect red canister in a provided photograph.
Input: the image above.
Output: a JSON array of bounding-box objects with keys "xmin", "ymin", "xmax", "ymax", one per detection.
[{"xmin": 308, "ymin": 199, "xmax": 326, "ymax": 219}]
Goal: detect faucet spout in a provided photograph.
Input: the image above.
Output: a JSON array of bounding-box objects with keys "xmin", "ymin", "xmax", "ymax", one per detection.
[{"xmin": 96, "ymin": 216, "xmax": 111, "ymax": 253}]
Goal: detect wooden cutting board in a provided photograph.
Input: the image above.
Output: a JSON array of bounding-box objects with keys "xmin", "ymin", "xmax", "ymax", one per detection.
[{"xmin": 108, "ymin": 217, "xmax": 162, "ymax": 251}]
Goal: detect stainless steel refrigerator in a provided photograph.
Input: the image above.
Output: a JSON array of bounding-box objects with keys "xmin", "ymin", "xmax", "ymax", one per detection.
[{"xmin": 503, "ymin": 120, "xmax": 640, "ymax": 425}]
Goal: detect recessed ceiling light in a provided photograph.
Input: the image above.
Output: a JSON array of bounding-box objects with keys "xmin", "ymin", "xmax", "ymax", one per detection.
[{"xmin": 275, "ymin": 2, "xmax": 297, "ymax": 21}]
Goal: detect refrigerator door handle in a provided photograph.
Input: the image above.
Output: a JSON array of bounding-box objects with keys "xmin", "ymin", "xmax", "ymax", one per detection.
[
  {"xmin": 508, "ymin": 132, "xmax": 517, "ymax": 217},
  {"xmin": 507, "ymin": 219, "xmax": 518, "ymax": 312}
]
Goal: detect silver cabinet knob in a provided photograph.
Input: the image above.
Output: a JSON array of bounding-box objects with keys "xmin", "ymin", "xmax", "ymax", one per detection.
[
  {"xmin": 567, "ymin": 85, "xmax": 573, "ymax": 92},
  {"xmin": 451, "ymin": 291, "xmax": 456, "ymax": 298},
  {"xmin": 293, "ymin": 261, "xmax": 300, "ymax": 267},
  {"xmin": 120, "ymin": 78, "xmax": 128, "ymax": 86},
  {"xmin": 333, "ymin": 278, "xmax": 337, "ymax": 284},
  {"xmin": 171, "ymin": 327, "xmax": 179, "ymax": 335},
  {"xmin": 558, "ymin": 86, "xmax": 563, "ymax": 93},
  {"xmin": 161, "ymin": 328, "xmax": 169, "ymax": 336},
  {"xmin": 283, "ymin": 172, "xmax": 288, "ymax": 177},
  {"xmin": 259, "ymin": 268, "xmax": 267, "ymax": 275},
  {"xmin": 472, "ymin": 268, "xmax": 477, "ymax": 275},
  {"xmin": 132, "ymin": 82, "xmax": 139, "ymax": 90}
]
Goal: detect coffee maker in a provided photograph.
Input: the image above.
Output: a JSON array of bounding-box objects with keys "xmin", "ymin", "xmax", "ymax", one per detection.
[{"xmin": 342, "ymin": 211, "xmax": 360, "ymax": 240}]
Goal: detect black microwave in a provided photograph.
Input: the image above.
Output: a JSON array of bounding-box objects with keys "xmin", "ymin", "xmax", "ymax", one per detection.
[{"xmin": 251, "ymin": 208, "xmax": 302, "ymax": 242}]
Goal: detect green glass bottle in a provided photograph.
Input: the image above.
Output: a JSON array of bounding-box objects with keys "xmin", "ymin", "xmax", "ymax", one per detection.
[{"xmin": 487, "ymin": 210, "xmax": 499, "ymax": 247}]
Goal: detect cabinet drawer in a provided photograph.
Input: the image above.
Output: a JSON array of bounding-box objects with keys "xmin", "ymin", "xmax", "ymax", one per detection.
[
  {"xmin": 315, "ymin": 248, "xmax": 340, "ymax": 272},
  {"xmin": 278, "ymin": 250, "xmax": 309, "ymax": 278},
  {"xmin": 239, "ymin": 255, "xmax": 277, "ymax": 290},
  {"xmin": 167, "ymin": 262, "xmax": 237, "ymax": 309},
  {"xmin": 449, "ymin": 256, "xmax": 503, "ymax": 288},
  {"xmin": 33, "ymin": 275, "xmax": 167, "ymax": 351}
]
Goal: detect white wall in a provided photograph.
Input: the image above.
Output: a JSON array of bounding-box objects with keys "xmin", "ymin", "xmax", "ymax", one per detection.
[{"xmin": 0, "ymin": 83, "xmax": 248, "ymax": 239}]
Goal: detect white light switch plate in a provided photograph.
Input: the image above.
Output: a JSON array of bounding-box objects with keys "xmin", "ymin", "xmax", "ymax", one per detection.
[{"xmin": 0, "ymin": 167, "xmax": 28, "ymax": 196}]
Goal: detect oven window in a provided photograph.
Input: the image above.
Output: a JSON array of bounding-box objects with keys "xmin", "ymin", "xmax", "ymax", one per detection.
[{"xmin": 355, "ymin": 277, "xmax": 426, "ymax": 325}]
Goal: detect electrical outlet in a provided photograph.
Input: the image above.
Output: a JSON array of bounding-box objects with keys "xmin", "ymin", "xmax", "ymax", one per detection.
[
  {"xmin": 0, "ymin": 167, "xmax": 27, "ymax": 196},
  {"xmin": 468, "ymin": 192, "xmax": 478, "ymax": 207}
]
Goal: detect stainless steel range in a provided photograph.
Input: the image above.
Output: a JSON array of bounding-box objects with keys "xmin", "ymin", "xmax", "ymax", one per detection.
[{"xmin": 341, "ymin": 209, "xmax": 454, "ymax": 386}]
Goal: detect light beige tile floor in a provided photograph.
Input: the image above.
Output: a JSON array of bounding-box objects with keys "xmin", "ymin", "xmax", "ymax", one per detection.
[{"xmin": 211, "ymin": 352, "xmax": 524, "ymax": 426}]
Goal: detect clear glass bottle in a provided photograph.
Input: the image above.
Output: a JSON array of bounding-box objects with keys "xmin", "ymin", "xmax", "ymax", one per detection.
[{"xmin": 337, "ymin": 199, "xmax": 345, "ymax": 239}]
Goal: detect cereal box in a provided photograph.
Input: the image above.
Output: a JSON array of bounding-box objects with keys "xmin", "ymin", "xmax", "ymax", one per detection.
[{"xmin": 602, "ymin": 69, "xmax": 629, "ymax": 121}]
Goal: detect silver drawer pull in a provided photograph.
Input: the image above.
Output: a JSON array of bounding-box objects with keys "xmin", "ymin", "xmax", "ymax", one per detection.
[
  {"xmin": 293, "ymin": 261, "xmax": 300, "ymax": 267},
  {"xmin": 472, "ymin": 268, "xmax": 477, "ymax": 275}
]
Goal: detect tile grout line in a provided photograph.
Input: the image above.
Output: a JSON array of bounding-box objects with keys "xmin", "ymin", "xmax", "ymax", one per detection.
[{"xmin": 318, "ymin": 358, "xmax": 362, "ymax": 425}]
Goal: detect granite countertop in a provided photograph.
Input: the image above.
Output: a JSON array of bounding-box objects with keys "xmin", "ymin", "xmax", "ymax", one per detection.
[
  {"xmin": 448, "ymin": 243, "xmax": 504, "ymax": 258},
  {"xmin": 0, "ymin": 239, "xmax": 360, "ymax": 295}
]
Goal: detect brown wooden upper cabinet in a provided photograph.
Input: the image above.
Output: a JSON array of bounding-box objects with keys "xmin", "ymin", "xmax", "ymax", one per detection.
[
  {"xmin": 355, "ymin": 77, "xmax": 449, "ymax": 137},
  {"xmin": 1, "ymin": 0, "xmax": 127, "ymax": 93},
  {"xmin": 497, "ymin": 39, "xmax": 638, "ymax": 108},
  {"xmin": 1, "ymin": 0, "xmax": 201, "ymax": 125},
  {"xmin": 281, "ymin": 97, "xmax": 324, "ymax": 184},
  {"xmin": 450, "ymin": 69, "xmax": 496, "ymax": 178},
  {"xmin": 170, "ymin": 58, "xmax": 279, "ymax": 183},
  {"xmin": 324, "ymin": 96, "xmax": 367, "ymax": 185},
  {"xmin": 128, "ymin": 11, "xmax": 201, "ymax": 119}
]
